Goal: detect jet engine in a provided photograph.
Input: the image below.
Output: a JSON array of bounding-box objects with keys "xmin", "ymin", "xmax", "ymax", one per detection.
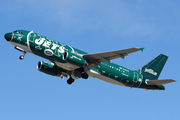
[
  {"xmin": 37, "ymin": 61, "xmax": 62, "ymax": 77},
  {"xmin": 63, "ymin": 52, "xmax": 88, "ymax": 67}
]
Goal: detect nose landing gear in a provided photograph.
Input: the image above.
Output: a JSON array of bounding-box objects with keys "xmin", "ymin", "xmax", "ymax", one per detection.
[
  {"xmin": 14, "ymin": 46, "xmax": 27, "ymax": 60},
  {"xmin": 19, "ymin": 51, "xmax": 26, "ymax": 60}
]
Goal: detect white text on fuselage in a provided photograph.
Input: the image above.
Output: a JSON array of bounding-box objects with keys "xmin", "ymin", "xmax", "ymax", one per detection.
[{"xmin": 35, "ymin": 38, "xmax": 65, "ymax": 56}]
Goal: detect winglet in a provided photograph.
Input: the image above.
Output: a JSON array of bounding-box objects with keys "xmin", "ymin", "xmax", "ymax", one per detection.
[{"xmin": 139, "ymin": 47, "xmax": 145, "ymax": 52}]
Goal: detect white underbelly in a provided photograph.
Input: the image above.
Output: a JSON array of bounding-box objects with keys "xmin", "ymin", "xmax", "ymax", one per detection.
[
  {"xmin": 54, "ymin": 61, "xmax": 81, "ymax": 71},
  {"xmin": 87, "ymin": 69, "xmax": 125, "ymax": 86}
]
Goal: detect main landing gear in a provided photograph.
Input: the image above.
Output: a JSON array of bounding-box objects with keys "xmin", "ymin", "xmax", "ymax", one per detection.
[
  {"xmin": 67, "ymin": 77, "xmax": 75, "ymax": 85},
  {"xmin": 15, "ymin": 46, "xmax": 27, "ymax": 60},
  {"xmin": 81, "ymin": 73, "xmax": 89, "ymax": 79},
  {"xmin": 67, "ymin": 72, "xmax": 89, "ymax": 85}
]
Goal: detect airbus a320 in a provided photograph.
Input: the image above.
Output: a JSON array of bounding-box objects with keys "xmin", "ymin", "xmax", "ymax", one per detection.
[{"xmin": 4, "ymin": 30, "xmax": 176, "ymax": 90}]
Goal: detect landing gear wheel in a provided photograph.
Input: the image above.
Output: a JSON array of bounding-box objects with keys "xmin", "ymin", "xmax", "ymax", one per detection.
[
  {"xmin": 81, "ymin": 73, "xmax": 89, "ymax": 79},
  {"xmin": 19, "ymin": 55, "xmax": 24, "ymax": 60},
  {"xmin": 67, "ymin": 77, "xmax": 75, "ymax": 85},
  {"xmin": 14, "ymin": 46, "xmax": 27, "ymax": 60}
]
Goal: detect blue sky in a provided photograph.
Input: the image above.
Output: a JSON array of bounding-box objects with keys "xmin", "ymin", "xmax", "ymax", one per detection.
[{"xmin": 0, "ymin": 0, "xmax": 179, "ymax": 120}]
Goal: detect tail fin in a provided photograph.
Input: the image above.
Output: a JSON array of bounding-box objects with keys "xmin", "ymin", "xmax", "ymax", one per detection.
[{"xmin": 140, "ymin": 54, "xmax": 168, "ymax": 80}]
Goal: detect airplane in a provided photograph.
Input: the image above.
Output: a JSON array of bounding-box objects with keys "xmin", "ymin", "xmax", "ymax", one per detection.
[{"xmin": 4, "ymin": 30, "xmax": 176, "ymax": 90}]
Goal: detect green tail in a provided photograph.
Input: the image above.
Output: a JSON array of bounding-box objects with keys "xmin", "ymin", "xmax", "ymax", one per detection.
[{"xmin": 140, "ymin": 54, "xmax": 168, "ymax": 81}]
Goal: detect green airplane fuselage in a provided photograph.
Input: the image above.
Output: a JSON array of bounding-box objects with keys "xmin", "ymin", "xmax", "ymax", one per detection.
[{"xmin": 4, "ymin": 30, "xmax": 168, "ymax": 90}]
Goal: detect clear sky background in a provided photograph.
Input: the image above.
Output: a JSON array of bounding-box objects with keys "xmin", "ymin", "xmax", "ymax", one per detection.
[{"xmin": 0, "ymin": 0, "xmax": 179, "ymax": 120}]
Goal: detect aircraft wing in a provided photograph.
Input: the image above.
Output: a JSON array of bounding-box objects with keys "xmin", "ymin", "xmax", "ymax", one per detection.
[{"xmin": 83, "ymin": 47, "xmax": 144, "ymax": 69}]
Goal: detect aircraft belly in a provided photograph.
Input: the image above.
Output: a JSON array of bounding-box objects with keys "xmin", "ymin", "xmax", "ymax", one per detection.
[
  {"xmin": 10, "ymin": 42, "xmax": 32, "ymax": 53},
  {"xmin": 54, "ymin": 61, "xmax": 80, "ymax": 71},
  {"xmin": 87, "ymin": 70, "xmax": 125, "ymax": 86}
]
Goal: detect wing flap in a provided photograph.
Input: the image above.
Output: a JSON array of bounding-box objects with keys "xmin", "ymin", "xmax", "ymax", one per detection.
[{"xmin": 147, "ymin": 79, "xmax": 176, "ymax": 86}]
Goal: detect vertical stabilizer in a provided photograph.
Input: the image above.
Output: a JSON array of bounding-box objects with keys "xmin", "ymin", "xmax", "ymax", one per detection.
[{"xmin": 141, "ymin": 54, "xmax": 168, "ymax": 80}]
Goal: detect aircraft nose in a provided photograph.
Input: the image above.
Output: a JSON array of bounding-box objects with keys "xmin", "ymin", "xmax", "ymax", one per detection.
[{"xmin": 4, "ymin": 33, "xmax": 12, "ymax": 41}]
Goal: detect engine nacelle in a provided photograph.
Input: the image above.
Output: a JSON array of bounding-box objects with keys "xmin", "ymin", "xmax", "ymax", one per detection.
[
  {"xmin": 37, "ymin": 61, "xmax": 62, "ymax": 77},
  {"xmin": 63, "ymin": 52, "xmax": 88, "ymax": 67}
]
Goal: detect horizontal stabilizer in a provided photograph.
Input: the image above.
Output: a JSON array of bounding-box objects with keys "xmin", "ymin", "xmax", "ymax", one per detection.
[{"xmin": 147, "ymin": 79, "xmax": 176, "ymax": 86}]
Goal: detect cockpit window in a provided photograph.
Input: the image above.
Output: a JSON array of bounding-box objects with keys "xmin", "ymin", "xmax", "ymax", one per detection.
[
  {"xmin": 14, "ymin": 31, "xmax": 19, "ymax": 33},
  {"xmin": 14, "ymin": 31, "xmax": 23, "ymax": 34}
]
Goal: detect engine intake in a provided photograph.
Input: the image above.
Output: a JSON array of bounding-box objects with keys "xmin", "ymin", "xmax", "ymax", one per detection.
[{"xmin": 37, "ymin": 61, "xmax": 62, "ymax": 77}]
